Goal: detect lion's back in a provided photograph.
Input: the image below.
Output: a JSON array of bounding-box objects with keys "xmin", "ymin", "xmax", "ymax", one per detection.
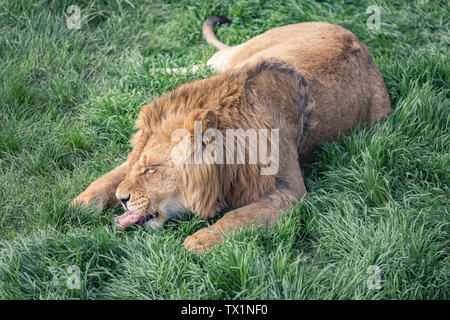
[{"xmin": 228, "ymin": 22, "xmax": 392, "ymax": 166}]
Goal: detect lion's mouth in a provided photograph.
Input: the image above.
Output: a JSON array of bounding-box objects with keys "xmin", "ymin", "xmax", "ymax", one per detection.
[{"xmin": 114, "ymin": 211, "xmax": 159, "ymax": 230}]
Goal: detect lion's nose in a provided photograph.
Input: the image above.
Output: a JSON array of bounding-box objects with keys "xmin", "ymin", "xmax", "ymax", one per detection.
[{"xmin": 119, "ymin": 194, "xmax": 131, "ymax": 208}]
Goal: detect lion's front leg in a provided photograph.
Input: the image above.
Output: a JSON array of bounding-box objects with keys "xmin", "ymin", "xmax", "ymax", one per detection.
[
  {"xmin": 184, "ymin": 175, "xmax": 307, "ymax": 253},
  {"xmin": 70, "ymin": 161, "xmax": 128, "ymax": 211}
]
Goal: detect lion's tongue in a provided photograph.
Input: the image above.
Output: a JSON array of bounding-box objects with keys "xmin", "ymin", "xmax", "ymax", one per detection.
[{"xmin": 114, "ymin": 211, "xmax": 142, "ymax": 230}]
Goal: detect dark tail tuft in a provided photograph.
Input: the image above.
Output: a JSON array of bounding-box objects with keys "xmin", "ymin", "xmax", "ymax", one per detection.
[{"xmin": 202, "ymin": 16, "xmax": 232, "ymax": 50}]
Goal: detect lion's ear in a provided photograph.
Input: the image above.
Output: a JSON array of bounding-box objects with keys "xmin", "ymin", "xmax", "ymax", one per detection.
[{"xmin": 184, "ymin": 109, "xmax": 218, "ymax": 134}]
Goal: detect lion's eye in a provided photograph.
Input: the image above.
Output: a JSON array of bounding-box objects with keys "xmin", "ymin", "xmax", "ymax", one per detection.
[{"xmin": 144, "ymin": 166, "xmax": 157, "ymax": 175}]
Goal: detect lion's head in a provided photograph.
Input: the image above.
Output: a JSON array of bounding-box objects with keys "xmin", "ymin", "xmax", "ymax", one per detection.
[
  {"xmin": 115, "ymin": 106, "xmax": 223, "ymax": 230},
  {"xmin": 114, "ymin": 60, "xmax": 311, "ymax": 230}
]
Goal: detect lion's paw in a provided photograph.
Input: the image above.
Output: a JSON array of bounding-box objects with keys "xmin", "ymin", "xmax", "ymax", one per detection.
[
  {"xmin": 183, "ymin": 227, "xmax": 223, "ymax": 254},
  {"xmin": 69, "ymin": 192, "xmax": 103, "ymax": 211}
]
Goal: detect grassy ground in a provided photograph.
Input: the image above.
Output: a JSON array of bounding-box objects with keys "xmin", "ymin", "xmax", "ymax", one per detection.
[{"xmin": 0, "ymin": 0, "xmax": 448, "ymax": 299}]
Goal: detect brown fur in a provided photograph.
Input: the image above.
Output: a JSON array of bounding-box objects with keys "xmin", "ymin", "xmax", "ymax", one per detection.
[{"xmin": 70, "ymin": 19, "xmax": 392, "ymax": 253}]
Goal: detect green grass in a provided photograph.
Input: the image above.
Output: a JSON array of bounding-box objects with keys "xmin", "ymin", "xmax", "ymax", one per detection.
[{"xmin": 0, "ymin": 0, "xmax": 448, "ymax": 299}]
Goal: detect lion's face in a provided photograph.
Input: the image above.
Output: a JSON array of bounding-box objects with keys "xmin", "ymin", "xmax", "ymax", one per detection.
[
  {"xmin": 115, "ymin": 132, "xmax": 187, "ymax": 230},
  {"xmin": 114, "ymin": 107, "xmax": 223, "ymax": 230}
]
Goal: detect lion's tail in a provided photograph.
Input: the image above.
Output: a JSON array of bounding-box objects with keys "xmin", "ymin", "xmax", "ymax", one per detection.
[{"xmin": 202, "ymin": 16, "xmax": 232, "ymax": 50}]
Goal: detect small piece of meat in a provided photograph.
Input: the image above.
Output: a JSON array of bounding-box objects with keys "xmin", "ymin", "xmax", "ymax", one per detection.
[{"xmin": 114, "ymin": 211, "xmax": 143, "ymax": 230}]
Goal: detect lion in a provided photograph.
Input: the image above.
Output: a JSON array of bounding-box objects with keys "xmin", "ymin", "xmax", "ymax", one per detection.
[{"xmin": 70, "ymin": 17, "xmax": 392, "ymax": 253}]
